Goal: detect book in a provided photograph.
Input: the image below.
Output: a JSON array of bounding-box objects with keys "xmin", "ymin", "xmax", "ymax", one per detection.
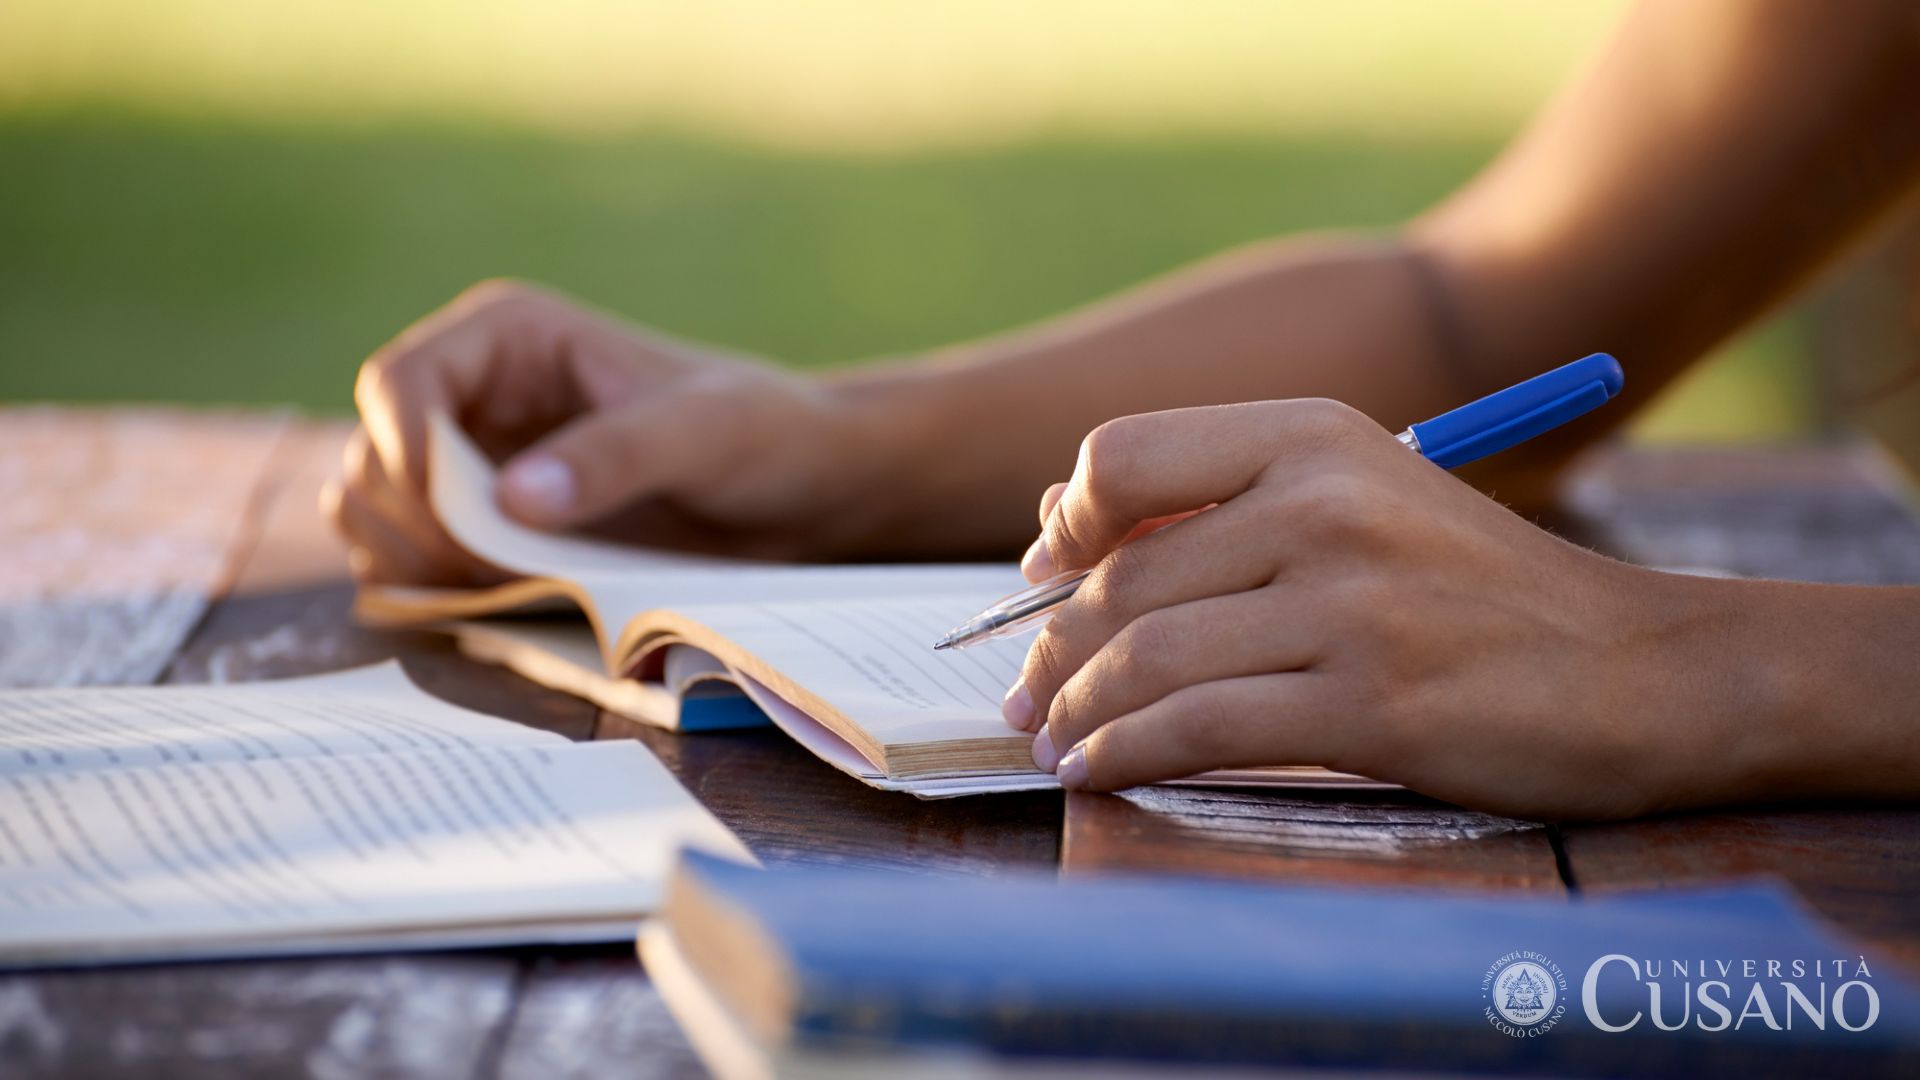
[
  {"xmin": 642, "ymin": 850, "xmax": 1920, "ymax": 1078},
  {"xmin": 0, "ymin": 662, "xmax": 750, "ymax": 968},
  {"xmin": 356, "ymin": 417, "xmax": 1381, "ymax": 797}
]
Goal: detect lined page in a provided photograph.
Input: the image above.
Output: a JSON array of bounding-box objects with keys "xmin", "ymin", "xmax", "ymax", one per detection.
[
  {"xmin": 0, "ymin": 740, "xmax": 750, "ymax": 962},
  {"xmin": 669, "ymin": 592, "xmax": 1032, "ymax": 749},
  {"xmin": 0, "ymin": 662, "xmax": 560, "ymax": 779}
]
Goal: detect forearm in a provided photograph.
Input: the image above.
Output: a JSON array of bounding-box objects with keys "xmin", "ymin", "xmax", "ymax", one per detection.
[
  {"xmin": 1418, "ymin": 0, "xmax": 1920, "ymax": 499},
  {"xmin": 822, "ymin": 0, "xmax": 1920, "ymax": 558},
  {"xmin": 828, "ymin": 234, "xmax": 1460, "ymax": 555}
]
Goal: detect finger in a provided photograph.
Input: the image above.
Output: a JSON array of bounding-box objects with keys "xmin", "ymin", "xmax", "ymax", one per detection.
[
  {"xmin": 1020, "ymin": 482, "xmax": 1074, "ymax": 578},
  {"xmin": 357, "ymin": 280, "xmax": 647, "ymax": 498},
  {"xmin": 497, "ymin": 385, "xmax": 762, "ymax": 528},
  {"xmin": 1010, "ymin": 496, "xmax": 1290, "ymax": 734},
  {"xmin": 1056, "ymin": 674, "xmax": 1347, "ymax": 792},
  {"xmin": 355, "ymin": 289, "xmax": 543, "ymax": 498},
  {"xmin": 1037, "ymin": 589, "xmax": 1321, "ymax": 763},
  {"xmin": 339, "ymin": 428, "xmax": 496, "ymax": 585},
  {"xmin": 1037, "ymin": 482, "xmax": 1068, "ymax": 525},
  {"xmin": 1042, "ymin": 399, "xmax": 1376, "ymax": 572},
  {"xmin": 1022, "ymin": 505, "xmax": 1207, "ymax": 583},
  {"xmin": 325, "ymin": 475, "xmax": 449, "ymax": 585}
]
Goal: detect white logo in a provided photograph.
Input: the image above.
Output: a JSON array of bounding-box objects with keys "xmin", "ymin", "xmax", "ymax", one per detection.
[
  {"xmin": 1495, "ymin": 962, "xmax": 1557, "ymax": 1024},
  {"xmin": 1482, "ymin": 951, "xmax": 1569, "ymax": 1037}
]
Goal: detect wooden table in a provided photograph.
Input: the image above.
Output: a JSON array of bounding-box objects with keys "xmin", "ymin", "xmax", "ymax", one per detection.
[{"xmin": 3, "ymin": 410, "xmax": 1917, "ymax": 1078}]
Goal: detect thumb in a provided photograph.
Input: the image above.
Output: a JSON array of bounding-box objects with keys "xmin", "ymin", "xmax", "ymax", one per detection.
[
  {"xmin": 1036, "ymin": 404, "xmax": 1297, "ymax": 576},
  {"xmin": 496, "ymin": 392, "xmax": 733, "ymax": 527},
  {"xmin": 1037, "ymin": 425, "xmax": 1162, "ymax": 574}
]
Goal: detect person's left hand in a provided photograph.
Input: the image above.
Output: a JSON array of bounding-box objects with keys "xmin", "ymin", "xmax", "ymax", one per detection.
[{"xmin": 1001, "ymin": 398, "xmax": 1753, "ymax": 821}]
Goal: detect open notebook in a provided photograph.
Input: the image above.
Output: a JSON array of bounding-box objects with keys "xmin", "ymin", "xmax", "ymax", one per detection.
[
  {"xmin": 0, "ymin": 663, "xmax": 750, "ymax": 967},
  {"xmin": 356, "ymin": 417, "xmax": 1378, "ymax": 798}
]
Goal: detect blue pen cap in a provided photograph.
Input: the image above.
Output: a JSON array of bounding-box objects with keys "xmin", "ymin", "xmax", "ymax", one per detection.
[{"xmin": 1408, "ymin": 353, "xmax": 1624, "ymax": 470}]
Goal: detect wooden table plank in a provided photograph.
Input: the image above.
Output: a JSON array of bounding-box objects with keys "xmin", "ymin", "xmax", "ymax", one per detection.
[
  {"xmin": 490, "ymin": 955, "xmax": 708, "ymax": 1080},
  {"xmin": 1062, "ymin": 787, "xmax": 1565, "ymax": 892},
  {"xmin": 615, "ymin": 719, "xmax": 1061, "ymax": 875},
  {"xmin": 0, "ymin": 414, "xmax": 540, "ymax": 1080},
  {"xmin": 1563, "ymin": 441, "xmax": 1920, "ymax": 583},
  {"xmin": 0, "ymin": 956, "xmax": 521, "ymax": 1080},
  {"xmin": 1560, "ymin": 806, "xmax": 1920, "ymax": 975},
  {"xmin": 0, "ymin": 408, "xmax": 288, "ymax": 687}
]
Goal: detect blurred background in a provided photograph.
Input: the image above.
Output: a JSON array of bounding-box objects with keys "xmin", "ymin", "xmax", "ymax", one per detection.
[{"xmin": 4, "ymin": 0, "xmax": 1904, "ymax": 446}]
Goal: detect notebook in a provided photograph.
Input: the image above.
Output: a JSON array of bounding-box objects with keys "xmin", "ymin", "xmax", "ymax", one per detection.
[
  {"xmin": 355, "ymin": 417, "xmax": 1380, "ymax": 797},
  {"xmin": 0, "ymin": 663, "xmax": 749, "ymax": 968},
  {"xmin": 643, "ymin": 850, "xmax": 1920, "ymax": 1078}
]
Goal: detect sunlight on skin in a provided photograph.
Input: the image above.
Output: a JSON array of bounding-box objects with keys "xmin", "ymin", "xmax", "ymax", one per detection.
[{"xmin": 0, "ymin": 1, "xmax": 1624, "ymax": 150}]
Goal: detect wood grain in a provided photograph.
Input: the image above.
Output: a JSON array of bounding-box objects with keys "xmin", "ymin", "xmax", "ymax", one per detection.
[
  {"xmin": 611, "ymin": 718, "xmax": 1061, "ymax": 876},
  {"xmin": 0, "ymin": 408, "xmax": 288, "ymax": 687},
  {"xmin": 0, "ymin": 415, "xmax": 555, "ymax": 1080},
  {"xmin": 1563, "ymin": 441, "xmax": 1920, "ymax": 584},
  {"xmin": 1062, "ymin": 787, "xmax": 1564, "ymax": 892},
  {"xmin": 0, "ymin": 956, "xmax": 521, "ymax": 1080},
  {"xmin": 492, "ymin": 955, "xmax": 708, "ymax": 1080},
  {"xmin": 1561, "ymin": 805, "xmax": 1920, "ymax": 976}
]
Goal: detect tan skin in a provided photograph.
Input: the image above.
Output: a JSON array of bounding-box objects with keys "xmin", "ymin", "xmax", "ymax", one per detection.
[{"xmin": 327, "ymin": 0, "xmax": 1920, "ymax": 820}]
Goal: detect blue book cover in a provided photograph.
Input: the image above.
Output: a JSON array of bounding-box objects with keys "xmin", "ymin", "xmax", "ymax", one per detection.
[{"xmin": 671, "ymin": 850, "xmax": 1920, "ymax": 1076}]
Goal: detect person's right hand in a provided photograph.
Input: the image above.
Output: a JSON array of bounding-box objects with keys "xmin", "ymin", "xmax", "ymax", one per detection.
[{"xmin": 322, "ymin": 280, "xmax": 884, "ymax": 585}]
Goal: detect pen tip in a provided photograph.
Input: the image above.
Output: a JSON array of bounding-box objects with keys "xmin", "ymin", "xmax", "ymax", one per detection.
[{"xmin": 931, "ymin": 638, "xmax": 953, "ymax": 651}]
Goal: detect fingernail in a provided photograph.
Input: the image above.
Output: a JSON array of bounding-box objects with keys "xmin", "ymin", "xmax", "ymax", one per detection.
[
  {"xmin": 1001, "ymin": 680, "xmax": 1035, "ymax": 732},
  {"xmin": 1031, "ymin": 725, "xmax": 1060, "ymax": 772},
  {"xmin": 1056, "ymin": 747, "xmax": 1089, "ymax": 790},
  {"xmin": 1021, "ymin": 537, "xmax": 1056, "ymax": 581},
  {"xmin": 502, "ymin": 455, "xmax": 574, "ymax": 520}
]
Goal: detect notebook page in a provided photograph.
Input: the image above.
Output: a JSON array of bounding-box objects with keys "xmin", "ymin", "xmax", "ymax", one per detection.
[
  {"xmin": 0, "ymin": 740, "xmax": 750, "ymax": 962},
  {"xmin": 0, "ymin": 662, "xmax": 560, "ymax": 779},
  {"xmin": 425, "ymin": 413, "xmax": 1023, "ymax": 620},
  {"xmin": 668, "ymin": 591, "xmax": 1032, "ymax": 750}
]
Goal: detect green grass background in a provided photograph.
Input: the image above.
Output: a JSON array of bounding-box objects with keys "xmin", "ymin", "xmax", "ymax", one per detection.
[
  {"xmin": 2, "ymin": 113, "xmax": 1500, "ymax": 407},
  {"xmin": 0, "ymin": 111, "xmax": 1808, "ymax": 437},
  {"xmin": 0, "ymin": 0, "xmax": 1812, "ymax": 439}
]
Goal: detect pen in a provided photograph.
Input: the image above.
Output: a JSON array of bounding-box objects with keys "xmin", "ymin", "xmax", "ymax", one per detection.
[{"xmin": 932, "ymin": 352, "xmax": 1625, "ymax": 651}]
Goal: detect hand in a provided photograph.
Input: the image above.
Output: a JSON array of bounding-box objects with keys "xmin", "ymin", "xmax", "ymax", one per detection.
[
  {"xmin": 1001, "ymin": 398, "xmax": 1761, "ymax": 821},
  {"xmin": 323, "ymin": 280, "xmax": 885, "ymax": 584}
]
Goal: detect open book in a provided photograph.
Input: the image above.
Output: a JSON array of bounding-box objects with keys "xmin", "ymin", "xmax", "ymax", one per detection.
[
  {"xmin": 0, "ymin": 663, "xmax": 749, "ymax": 967},
  {"xmin": 356, "ymin": 417, "xmax": 1378, "ymax": 798}
]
